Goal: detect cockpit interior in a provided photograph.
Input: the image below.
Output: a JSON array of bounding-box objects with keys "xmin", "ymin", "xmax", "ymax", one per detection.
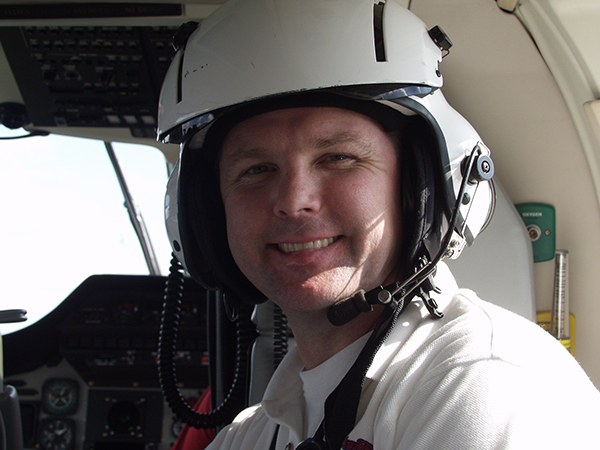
[{"xmin": 1, "ymin": 1, "xmax": 599, "ymax": 449}]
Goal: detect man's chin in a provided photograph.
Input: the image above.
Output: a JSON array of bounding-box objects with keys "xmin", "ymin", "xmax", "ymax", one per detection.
[{"xmin": 267, "ymin": 286, "xmax": 357, "ymax": 317}]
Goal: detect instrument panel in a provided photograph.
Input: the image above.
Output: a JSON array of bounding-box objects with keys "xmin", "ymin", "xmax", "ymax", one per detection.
[
  {"xmin": 0, "ymin": 25, "xmax": 177, "ymax": 138},
  {"xmin": 3, "ymin": 274, "xmax": 209, "ymax": 450}
]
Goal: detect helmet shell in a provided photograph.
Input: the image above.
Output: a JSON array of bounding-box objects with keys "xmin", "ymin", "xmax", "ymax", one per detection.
[{"xmin": 157, "ymin": 0, "xmax": 443, "ymax": 142}]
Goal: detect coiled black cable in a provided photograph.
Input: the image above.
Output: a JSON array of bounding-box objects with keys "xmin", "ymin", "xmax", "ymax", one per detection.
[
  {"xmin": 272, "ymin": 305, "xmax": 288, "ymax": 370},
  {"xmin": 158, "ymin": 254, "xmax": 255, "ymax": 429}
]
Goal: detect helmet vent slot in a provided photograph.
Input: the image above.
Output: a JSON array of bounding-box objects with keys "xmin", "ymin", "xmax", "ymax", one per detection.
[
  {"xmin": 373, "ymin": 1, "xmax": 387, "ymax": 62},
  {"xmin": 177, "ymin": 50, "xmax": 185, "ymax": 104}
]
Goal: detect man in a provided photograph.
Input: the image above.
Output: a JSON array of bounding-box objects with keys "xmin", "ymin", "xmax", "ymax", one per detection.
[
  {"xmin": 159, "ymin": 0, "xmax": 600, "ymax": 448},
  {"xmin": 219, "ymin": 106, "xmax": 403, "ymax": 371}
]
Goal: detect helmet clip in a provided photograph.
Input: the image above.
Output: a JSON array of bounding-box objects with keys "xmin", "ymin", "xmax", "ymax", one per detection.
[
  {"xmin": 443, "ymin": 231, "xmax": 467, "ymax": 259},
  {"xmin": 428, "ymin": 25, "xmax": 453, "ymax": 57}
]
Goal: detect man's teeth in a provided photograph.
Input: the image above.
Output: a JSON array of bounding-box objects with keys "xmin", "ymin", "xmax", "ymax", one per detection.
[{"xmin": 278, "ymin": 237, "xmax": 337, "ymax": 253}]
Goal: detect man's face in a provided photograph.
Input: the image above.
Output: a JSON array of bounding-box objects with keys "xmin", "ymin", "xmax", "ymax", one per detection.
[{"xmin": 219, "ymin": 106, "xmax": 403, "ymax": 316}]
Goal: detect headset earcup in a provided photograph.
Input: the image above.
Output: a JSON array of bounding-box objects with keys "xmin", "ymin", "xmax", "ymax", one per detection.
[{"xmin": 400, "ymin": 116, "xmax": 441, "ymax": 268}]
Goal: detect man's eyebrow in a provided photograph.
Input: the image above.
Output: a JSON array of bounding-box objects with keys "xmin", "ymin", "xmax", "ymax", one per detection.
[
  {"xmin": 221, "ymin": 132, "xmax": 370, "ymax": 165},
  {"xmin": 310, "ymin": 132, "xmax": 368, "ymax": 149},
  {"xmin": 220, "ymin": 145, "xmax": 269, "ymax": 164}
]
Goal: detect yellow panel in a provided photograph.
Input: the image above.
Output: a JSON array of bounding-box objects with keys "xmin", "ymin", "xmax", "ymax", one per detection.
[{"xmin": 536, "ymin": 311, "xmax": 576, "ymax": 356}]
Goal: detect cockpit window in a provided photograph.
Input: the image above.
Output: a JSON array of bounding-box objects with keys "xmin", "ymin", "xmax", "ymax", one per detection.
[{"xmin": 0, "ymin": 131, "xmax": 172, "ymax": 334}]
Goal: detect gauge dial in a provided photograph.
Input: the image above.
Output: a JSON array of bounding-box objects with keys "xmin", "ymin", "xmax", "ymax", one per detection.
[
  {"xmin": 39, "ymin": 418, "xmax": 75, "ymax": 450},
  {"xmin": 41, "ymin": 378, "xmax": 79, "ymax": 416}
]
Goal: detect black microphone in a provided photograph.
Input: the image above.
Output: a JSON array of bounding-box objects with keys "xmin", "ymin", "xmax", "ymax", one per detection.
[
  {"xmin": 327, "ymin": 290, "xmax": 372, "ymax": 326},
  {"xmin": 327, "ymin": 284, "xmax": 398, "ymax": 326},
  {"xmin": 326, "ymin": 266, "xmax": 444, "ymax": 326}
]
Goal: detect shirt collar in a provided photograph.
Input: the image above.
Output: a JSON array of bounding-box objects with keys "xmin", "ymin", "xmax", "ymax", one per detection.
[{"xmin": 365, "ymin": 262, "xmax": 458, "ymax": 381}]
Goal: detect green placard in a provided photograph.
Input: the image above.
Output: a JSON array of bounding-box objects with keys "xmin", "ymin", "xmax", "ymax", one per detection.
[{"xmin": 515, "ymin": 203, "xmax": 556, "ymax": 262}]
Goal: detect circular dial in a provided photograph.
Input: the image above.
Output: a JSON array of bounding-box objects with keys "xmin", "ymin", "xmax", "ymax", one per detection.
[
  {"xmin": 41, "ymin": 378, "xmax": 79, "ymax": 416},
  {"xmin": 39, "ymin": 418, "xmax": 75, "ymax": 450}
]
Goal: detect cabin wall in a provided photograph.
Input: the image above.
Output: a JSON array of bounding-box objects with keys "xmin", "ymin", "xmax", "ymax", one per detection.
[{"xmin": 412, "ymin": 0, "xmax": 600, "ymax": 388}]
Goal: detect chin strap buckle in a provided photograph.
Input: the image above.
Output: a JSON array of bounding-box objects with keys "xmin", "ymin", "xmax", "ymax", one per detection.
[
  {"xmin": 419, "ymin": 276, "xmax": 444, "ymax": 320},
  {"xmin": 412, "ymin": 256, "xmax": 444, "ymax": 320}
]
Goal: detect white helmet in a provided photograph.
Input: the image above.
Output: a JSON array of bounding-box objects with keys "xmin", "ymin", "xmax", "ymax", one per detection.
[{"xmin": 159, "ymin": 0, "xmax": 495, "ymax": 308}]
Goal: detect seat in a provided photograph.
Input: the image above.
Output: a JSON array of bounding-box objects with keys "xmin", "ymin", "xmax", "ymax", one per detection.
[{"xmin": 446, "ymin": 183, "xmax": 536, "ymax": 321}]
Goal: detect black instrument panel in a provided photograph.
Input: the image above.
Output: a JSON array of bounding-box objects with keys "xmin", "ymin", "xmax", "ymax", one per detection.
[
  {"xmin": 0, "ymin": 25, "xmax": 177, "ymax": 138},
  {"xmin": 4, "ymin": 274, "xmax": 210, "ymax": 450}
]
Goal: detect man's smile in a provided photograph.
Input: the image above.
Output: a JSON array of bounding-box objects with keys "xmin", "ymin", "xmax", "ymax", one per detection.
[{"xmin": 277, "ymin": 236, "xmax": 341, "ymax": 253}]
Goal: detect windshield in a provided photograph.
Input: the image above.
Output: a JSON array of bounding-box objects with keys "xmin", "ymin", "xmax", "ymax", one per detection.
[{"xmin": 0, "ymin": 129, "xmax": 172, "ymax": 334}]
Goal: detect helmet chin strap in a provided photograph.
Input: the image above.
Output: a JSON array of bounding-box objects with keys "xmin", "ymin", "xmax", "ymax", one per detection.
[{"xmin": 327, "ymin": 147, "xmax": 492, "ymax": 326}]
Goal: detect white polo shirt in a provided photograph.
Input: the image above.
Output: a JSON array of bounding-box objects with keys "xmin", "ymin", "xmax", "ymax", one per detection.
[{"xmin": 207, "ymin": 263, "xmax": 600, "ymax": 450}]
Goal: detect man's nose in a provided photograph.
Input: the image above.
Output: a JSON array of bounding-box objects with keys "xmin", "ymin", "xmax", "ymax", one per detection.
[{"xmin": 273, "ymin": 168, "xmax": 321, "ymax": 218}]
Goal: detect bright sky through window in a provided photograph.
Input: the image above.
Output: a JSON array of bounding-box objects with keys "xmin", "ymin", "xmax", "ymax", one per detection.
[{"xmin": 0, "ymin": 129, "xmax": 172, "ymax": 334}]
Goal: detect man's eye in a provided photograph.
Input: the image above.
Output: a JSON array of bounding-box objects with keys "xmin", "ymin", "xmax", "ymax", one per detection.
[
  {"xmin": 324, "ymin": 154, "xmax": 356, "ymax": 164},
  {"xmin": 246, "ymin": 165, "xmax": 270, "ymax": 175}
]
